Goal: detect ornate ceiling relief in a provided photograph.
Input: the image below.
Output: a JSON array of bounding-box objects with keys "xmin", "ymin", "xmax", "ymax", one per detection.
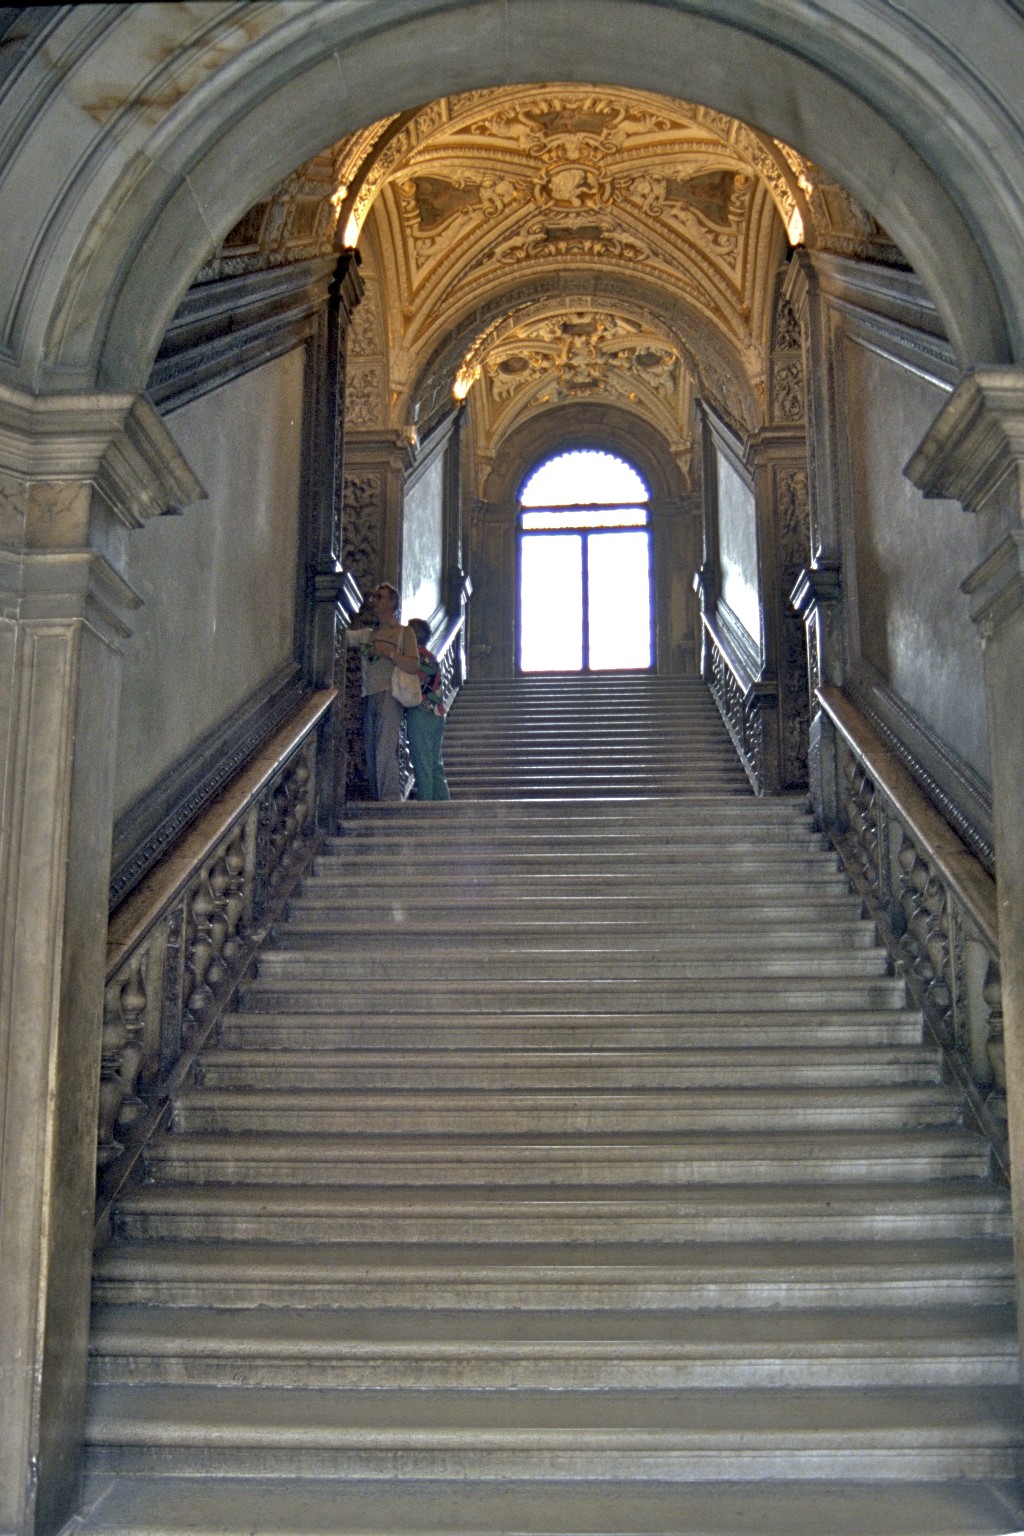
[
  {"xmin": 200, "ymin": 82, "xmax": 902, "ymax": 458},
  {"xmin": 455, "ymin": 304, "xmax": 695, "ymax": 470},
  {"xmin": 369, "ymin": 89, "xmax": 786, "ymax": 373}
]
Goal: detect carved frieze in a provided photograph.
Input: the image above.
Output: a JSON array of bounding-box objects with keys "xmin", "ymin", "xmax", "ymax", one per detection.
[{"xmin": 342, "ymin": 473, "xmax": 383, "ymax": 586}]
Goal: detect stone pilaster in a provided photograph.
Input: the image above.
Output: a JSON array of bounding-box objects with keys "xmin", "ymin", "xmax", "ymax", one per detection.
[
  {"xmin": 745, "ymin": 427, "xmax": 811, "ymax": 791},
  {"xmin": 783, "ymin": 253, "xmax": 849, "ymax": 821},
  {"xmin": 791, "ymin": 562, "xmax": 843, "ymax": 826},
  {"xmin": 0, "ymin": 384, "xmax": 203, "ymax": 1536},
  {"xmin": 906, "ymin": 366, "xmax": 1024, "ymax": 1338},
  {"xmin": 308, "ymin": 253, "xmax": 365, "ymax": 828},
  {"xmin": 466, "ymin": 497, "xmax": 516, "ymax": 679}
]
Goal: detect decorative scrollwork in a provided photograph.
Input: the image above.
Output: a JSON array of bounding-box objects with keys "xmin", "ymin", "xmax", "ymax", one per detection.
[
  {"xmin": 830, "ymin": 731, "xmax": 1006, "ymax": 1171},
  {"xmin": 707, "ymin": 632, "xmax": 765, "ymax": 791},
  {"xmin": 98, "ymin": 706, "xmax": 331, "ymax": 1210}
]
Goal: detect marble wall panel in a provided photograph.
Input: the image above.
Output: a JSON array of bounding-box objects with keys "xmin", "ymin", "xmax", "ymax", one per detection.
[
  {"xmin": 114, "ymin": 348, "xmax": 305, "ymax": 815},
  {"xmin": 402, "ymin": 449, "xmax": 445, "ymax": 622},
  {"xmin": 716, "ymin": 445, "xmax": 760, "ymax": 644},
  {"xmin": 842, "ymin": 337, "xmax": 990, "ymax": 784}
]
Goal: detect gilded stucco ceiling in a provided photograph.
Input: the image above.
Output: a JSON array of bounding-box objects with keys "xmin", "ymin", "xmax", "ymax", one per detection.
[{"xmin": 206, "ymin": 83, "xmax": 901, "ymax": 459}]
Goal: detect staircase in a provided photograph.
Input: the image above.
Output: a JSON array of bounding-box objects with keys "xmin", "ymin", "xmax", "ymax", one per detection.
[
  {"xmin": 441, "ymin": 673, "xmax": 750, "ymax": 798},
  {"xmin": 79, "ymin": 676, "xmax": 1024, "ymax": 1535}
]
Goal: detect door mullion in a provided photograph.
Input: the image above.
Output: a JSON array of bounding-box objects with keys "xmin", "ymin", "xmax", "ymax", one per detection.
[{"xmin": 581, "ymin": 533, "xmax": 591, "ymax": 672}]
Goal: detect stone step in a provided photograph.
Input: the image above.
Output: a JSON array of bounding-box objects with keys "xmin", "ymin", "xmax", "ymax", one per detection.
[
  {"xmin": 191, "ymin": 1045, "xmax": 939, "ymax": 1092},
  {"xmin": 169, "ymin": 1085, "xmax": 957, "ymax": 1137},
  {"xmin": 216, "ymin": 1009, "xmax": 926, "ymax": 1051},
  {"xmin": 82, "ymin": 1382, "xmax": 1024, "ymax": 1480},
  {"xmin": 65, "ymin": 1470, "xmax": 1024, "ymax": 1535},
  {"xmin": 111, "ymin": 1180, "xmax": 1012, "ymax": 1245},
  {"xmin": 251, "ymin": 952, "xmax": 891, "ymax": 986},
  {"xmin": 236, "ymin": 978, "xmax": 910, "ymax": 1013},
  {"xmin": 341, "ymin": 795, "xmax": 805, "ymax": 822},
  {"xmin": 441, "ymin": 740, "xmax": 739, "ymax": 754},
  {"xmin": 310, "ymin": 856, "xmax": 841, "ymax": 882},
  {"xmin": 142, "ymin": 1128, "xmax": 990, "ymax": 1186},
  {"xmin": 323, "ymin": 829, "xmax": 835, "ymax": 854},
  {"xmin": 88, "ymin": 1304, "xmax": 1019, "ymax": 1390},
  {"xmin": 90, "ymin": 1237, "xmax": 1018, "ymax": 1312},
  {"xmin": 275, "ymin": 918, "xmax": 879, "ymax": 951},
  {"xmin": 298, "ymin": 871, "xmax": 855, "ymax": 900},
  {"xmin": 333, "ymin": 829, "xmax": 829, "ymax": 854},
  {"xmin": 438, "ymin": 783, "xmax": 754, "ymax": 794}
]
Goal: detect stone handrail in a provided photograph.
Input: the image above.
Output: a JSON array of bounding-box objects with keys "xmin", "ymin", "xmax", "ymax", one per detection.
[
  {"xmin": 433, "ymin": 609, "xmax": 466, "ymax": 708},
  {"xmin": 97, "ymin": 688, "xmax": 336, "ymax": 1233},
  {"xmin": 817, "ymin": 685, "xmax": 1006, "ymax": 1171},
  {"xmin": 701, "ymin": 611, "xmax": 778, "ymax": 793}
]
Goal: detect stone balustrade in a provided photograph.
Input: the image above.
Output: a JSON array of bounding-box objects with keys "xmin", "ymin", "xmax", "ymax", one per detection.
[
  {"xmin": 818, "ymin": 686, "xmax": 1006, "ymax": 1173},
  {"xmin": 96, "ymin": 690, "xmax": 336, "ymax": 1236}
]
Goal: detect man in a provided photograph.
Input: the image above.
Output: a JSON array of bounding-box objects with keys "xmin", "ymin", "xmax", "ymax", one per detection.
[{"xmin": 349, "ymin": 583, "xmax": 419, "ymax": 800}]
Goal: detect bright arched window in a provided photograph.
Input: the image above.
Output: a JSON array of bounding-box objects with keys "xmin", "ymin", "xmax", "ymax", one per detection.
[{"xmin": 517, "ymin": 449, "xmax": 653, "ymax": 673}]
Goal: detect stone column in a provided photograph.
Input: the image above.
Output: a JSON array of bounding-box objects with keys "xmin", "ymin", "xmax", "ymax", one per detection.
[
  {"xmin": 906, "ymin": 366, "xmax": 1024, "ymax": 1335},
  {"xmin": 0, "ymin": 384, "xmax": 203, "ymax": 1536}
]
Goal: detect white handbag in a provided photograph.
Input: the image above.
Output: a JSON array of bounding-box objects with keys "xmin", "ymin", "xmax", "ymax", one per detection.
[{"xmin": 390, "ymin": 630, "xmax": 422, "ymax": 707}]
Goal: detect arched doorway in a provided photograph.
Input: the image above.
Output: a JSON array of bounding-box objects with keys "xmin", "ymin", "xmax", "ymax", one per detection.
[{"xmin": 517, "ymin": 449, "xmax": 653, "ymax": 672}]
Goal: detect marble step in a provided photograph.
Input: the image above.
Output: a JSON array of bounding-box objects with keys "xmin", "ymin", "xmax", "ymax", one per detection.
[
  {"xmin": 216, "ymin": 1009, "xmax": 926, "ymax": 1050},
  {"xmin": 275, "ymin": 918, "xmax": 878, "ymax": 951},
  {"xmin": 112, "ymin": 1180, "xmax": 1012, "ymax": 1245},
  {"xmin": 83, "ymin": 1382, "xmax": 1024, "ymax": 1480},
  {"xmin": 191, "ymin": 1045, "xmax": 940, "ymax": 1091},
  {"xmin": 250, "ymin": 953, "xmax": 891, "ymax": 986},
  {"xmin": 309, "ymin": 852, "xmax": 841, "ymax": 878},
  {"xmin": 65, "ymin": 1470, "xmax": 1024, "ymax": 1535},
  {"xmin": 90, "ymin": 1237, "xmax": 1018, "ymax": 1312},
  {"xmin": 318, "ymin": 832, "xmax": 833, "ymax": 857},
  {"xmin": 88, "ymin": 1304, "xmax": 1019, "ymax": 1390},
  {"xmin": 441, "ymin": 776, "xmax": 751, "ymax": 791},
  {"xmin": 235, "ymin": 977, "xmax": 910, "ymax": 1013},
  {"xmin": 169, "ymin": 1085, "xmax": 958, "ymax": 1136},
  {"xmin": 298, "ymin": 870, "xmax": 855, "ymax": 898},
  {"xmin": 286, "ymin": 887, "xmax": 862, "ymax": 916},
  {"xmin": 142, "ymin": 1128, "xmax": 990, "ymax": 1187},
  {"xmin": 341, "ymin": 796, "xmax": 805, "ymax": 822},
  {"xmin": 330, "ymin": 829, "xmax": 835, "ymax": 854}
]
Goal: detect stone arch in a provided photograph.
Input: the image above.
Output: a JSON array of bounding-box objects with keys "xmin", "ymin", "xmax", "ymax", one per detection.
[
  {"xmin": 0, "ymin": 1, "xmax": 1020, "ymax": 399},
  {"xmin": 470, "ymin": 401, "xmax": 699, "ymax": 677}
]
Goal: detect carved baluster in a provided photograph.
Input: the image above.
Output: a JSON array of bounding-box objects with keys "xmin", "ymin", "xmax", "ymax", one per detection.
[
  {"xmin": 185, "ymin": 873, "xmax": 219, "ymax": 1020},
  {"xmin": 97, "ymin": 950, "xmax": 149, "ymax": 1166},
  {"xmin": 984, "ymin": 959, "xmax": 1007, "ymax": 1125},
  {"xmin": 203, "ymin": 853, "xmax": 232, "ymax": 995},
  {"xmin": 220, "ymin": 826, "xmax": 249, "ymax": 969}
]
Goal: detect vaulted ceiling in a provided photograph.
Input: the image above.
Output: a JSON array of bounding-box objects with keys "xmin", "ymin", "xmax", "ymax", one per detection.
[{"xmin": 202, "ymin": 83, "xmax": 903, "ymax": 466}]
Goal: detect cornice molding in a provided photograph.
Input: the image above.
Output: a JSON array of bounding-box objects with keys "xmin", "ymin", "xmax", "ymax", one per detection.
[
  {"xmin": 961, "ymin": 530, "xmax": 1024, "ymax": 644},
  {"xmin": 791, "ymin": 561, "xmax": 842, "ymax": 618},
  {"xmin": 0, "ymin": 383, "xmax": 205, "ymax": 528},
  {"xmin": 0, "ymin": 544, "xmax": 141, "ymax": 649},
  {"xmin": 905, "ymin": 366, "xmax": 1024, "ymax": 515}
]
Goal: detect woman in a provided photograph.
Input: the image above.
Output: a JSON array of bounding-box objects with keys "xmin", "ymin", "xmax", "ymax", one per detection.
[
  {"xmin": 392, "ymin": 617, "xmax": 451, "ymax": 801},
  {"xmin": 348, "ymin": 583, "xmax": 419, "ymax": 800}
]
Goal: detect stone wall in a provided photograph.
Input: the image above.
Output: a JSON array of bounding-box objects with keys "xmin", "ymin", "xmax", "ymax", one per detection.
[
  {"xmin": 114, "ymin": 348, "xmax": 306, "ymax": 818},
  {"xmin": 841, "ymin": 336, "xmax": 989, "ymax": 784}
]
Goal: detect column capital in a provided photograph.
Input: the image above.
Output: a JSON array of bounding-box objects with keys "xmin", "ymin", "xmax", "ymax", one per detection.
[
  {"xmin": 961, "ymin": 530, "xmax": 1024, "ymax": 643},
  {"xmin": 0, "ymin": 545, "xmax": 141, "ymax": 649},
  {"xmin": 312, "ymin": 558, "xmax": 363, "ymax": 623},
  {"xmin": 0, "ymin": 382, "xmax": 204, "ymax": 536},
  {"xmin": 905, "ymin": 366, "xmax": 1024, "ymax": 515},
  {"xmin": 791, "ymin": 561, "xmax": 843, "ymax": 619}
]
